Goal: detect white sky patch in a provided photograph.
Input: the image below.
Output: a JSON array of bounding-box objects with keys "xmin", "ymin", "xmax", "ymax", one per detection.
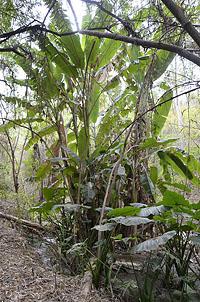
[
  {"xmin": 63, "ymin": 0, "xmax": 85, "ymax": 29},
  {"xmin": 38, "ymin": 0, "xmax": 85, "ymax": 29}
]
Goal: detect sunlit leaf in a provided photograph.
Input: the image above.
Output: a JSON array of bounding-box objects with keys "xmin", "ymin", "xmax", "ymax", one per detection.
[
  {"xmin": 0, "ymin": 118, "xmax": 43, "ymax": 132},
  {"xmin": 89, "ymin": 80, "xmax": 100, "ymax": 123},
  {"xmin": 107, "ymin": 206, "xmax": 141, "ymax": 218},
  {"xmin": 139, "ymin": 205, "xmax": 166, "ymax": 217},
  {"xmin": 140, "ymin": 138, "xmax": 177, "ymax": 150},
  {"xmin": 25, "ymin": 125, "xmax": 57, "ymax": 150},
  {"xmin": 110, "ymin": 216, "xmax": 152, "ymax": 226},
  {"xmin": 77, "ymin": 128, "xmax": 88, "ymax": 160},
  {"xmin": 162, "ymin": 190, "xmax": 190, "ymax": 207},
  {"xmin": 152, "ymin": 90, "xmax": 173, "ymax": 135},
  {"xmin": 92, "ymin": 223, "xmax": 116, "ymax": 232},
  {"xmin": 97, "ymin": 39, "xmax": 121, "ymax": 68}
]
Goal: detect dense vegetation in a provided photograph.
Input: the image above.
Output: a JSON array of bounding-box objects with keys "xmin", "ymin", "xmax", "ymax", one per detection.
[{"xmin": 0, "ymin": 0, "xmax": 200, "ymax": 300}]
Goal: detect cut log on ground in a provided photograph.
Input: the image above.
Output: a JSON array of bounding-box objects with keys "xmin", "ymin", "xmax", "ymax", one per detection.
[{"xmin": 0, "ymin": 211, "xmax": 46, "ymax": 232}]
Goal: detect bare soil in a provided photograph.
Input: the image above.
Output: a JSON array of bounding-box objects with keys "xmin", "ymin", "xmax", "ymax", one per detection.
[{"xmin": 0, "ymin": 217, "xmax": 117, "ymax": 302}]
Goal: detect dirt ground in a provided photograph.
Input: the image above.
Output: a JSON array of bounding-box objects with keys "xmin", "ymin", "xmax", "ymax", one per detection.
[{"xmin": 0, "ymin": 218, "xmax": 118, "ymax": 302}]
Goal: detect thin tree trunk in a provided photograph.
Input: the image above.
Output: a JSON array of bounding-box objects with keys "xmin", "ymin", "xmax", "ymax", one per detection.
[{"xmin": 5, "ymin": 131, "xmax": 19, "ymax": 193}]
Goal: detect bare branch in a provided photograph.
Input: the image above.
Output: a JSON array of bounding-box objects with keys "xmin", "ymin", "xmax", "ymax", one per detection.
[
  {"xmin": 0, "ymin": 21, "xmax": 35, "ymax": 44},
  {"xmin": 0, "ymin": 47, "xmax": 25, "ymax": 57},
  {"xmin": 0, "ymin": 24, "xmax": 200, "ymax": 67},
  {"xmin": 161, "ymin": 0, "xmax": 200, "ymax": 48},
  {"xmin": 81, "ymin": 0, "xmax": 136, "ymax": 35},
  {"xmin": 79, "ymin": 30, "xmax": 200, "ymax": 67},
  {"xmin": 42, "ymin": 0, "xmax": 56, "ymax": 27}
]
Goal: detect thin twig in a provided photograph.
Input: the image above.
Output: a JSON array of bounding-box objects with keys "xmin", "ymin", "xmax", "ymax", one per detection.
[{"xmin": 105, "ymin": 85, "xmax": 200, "ymax": 154}]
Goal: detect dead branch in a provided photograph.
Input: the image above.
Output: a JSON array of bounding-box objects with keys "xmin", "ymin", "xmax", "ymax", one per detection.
[
  {"xmin": 0, "ymin": 25, "xmax": 200, "ymax": 66},
  {"xmin": 161, "ymin": 0, "xmax": 200, "ymax": 48},
  {"xmin": 79, "ymin": 30, "xmax": 200, "ymax": 67},
  {"xmin": 0, "ymin": 211, "xmax": 46, "ymax": 232}
]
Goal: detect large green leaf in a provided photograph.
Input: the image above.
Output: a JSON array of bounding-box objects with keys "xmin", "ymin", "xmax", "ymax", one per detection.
[
  {"xmin": 43, "ymin": 187, "xmax": 66, "ymax": 202},
  {"xmin": 152, "ymin": 90, "xmax": 173, "ymax": 135},
  {"xmin": 140, "ymin": 137, "xmax": 177, "ymax": 150},
  {"xmin": 89, "ymin": 80, "xmax": 101, "ymax": 123},
  {"xmin": 35, "ymin": 161, "xmax": 52, "ymax": 181},
  {"xmin": 60, "ymin": 35, "xmax": 85, "ymax": 69},
  {"xmin": 40, "ymin": 66, "xmax": 59, "ymax": 99},
  {"xmin": 81, "ymin": 8, "xmax": 107, "ymax": 67},
  {"xmin": 25, "ymin": 125, "xmax": 57, "ymax": 150},
  {"xmin": 133, "ymin": 231, "xmax": 176, "ymax": 252},
  {"xmin": 43, "ymin": 187, "xmax": 55, "ymax": 201},
  {"xmin": 125, "ymin": 60, "xmax": 147, "ymax": 84},
  {"xmin": 96, "ymin": 89, "xmax": 133, "ymax": 147},
  {"xmin": 187, "ymin": 155, "xmax": 200, "ymax": 174},
  {"xmin": 127, "ymin": 45, "xmax": 140, "ymax": 61},
  {"xmin": 44, "ymin": 39, "xmax": 78, "ymax": 78},
  {"xmin": 30, "ymin": 201, "xmax": 56, "ymax": 214},
  {"xmin": 139, "ymin": 205, "xmax": 166, "ymax": 217},
  {"xmin": 83, "ymin": 36, "xmax": 101, "ymax": 66},
  {"xmin": 162, "ymin": 181, "xmax": 191, "ymax": 192},
  {"xmin": 107, "ymin": 206, "xmax": 141, "ymax": 218},
  {"xmin": 97, "ymin": 39, "xmax": 121, "ymax": 68},
  {"xmin": 167, "ymin": 149, "xmax": 200, "ymax": 185},
  {"xmin": 158, "ymin": 150, "xmax": 194, "ymax": 181},
  {"xmin": 175, "ymin": 152, "xmax": 200, "ymax": 176},
  {"xmin": 0, "ymin": 118, "xmax": 43, "ymax": 132},
  {"xmin": 77, "ymin": 127, "xmax": 88, "ymax": 160},
  {"xmin": 152, "ymin": 50, "xmax": 175, "ymax": 81},
  {"xmin": 110, "ymin": 216, "xmax": 153, "ymax": 226},
  {"xmin": 150, "ymin": 166, "xmax": 158, "ymax": 184},
  {"xmin": 166, "ymin": 152, "xmax": 194, "ymax": 180},
  {"xmin": 162, "ymin": 190, "xmax": 190, "ymax": 207},
  {"xmin": 45, "ymin": 0, "xmax": 85, "ymax": 69}
]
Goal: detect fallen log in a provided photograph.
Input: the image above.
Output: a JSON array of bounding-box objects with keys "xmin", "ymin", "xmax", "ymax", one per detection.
[{"xmin": 0, "ymin": 211, "xmax": 46, "ymax": 232}]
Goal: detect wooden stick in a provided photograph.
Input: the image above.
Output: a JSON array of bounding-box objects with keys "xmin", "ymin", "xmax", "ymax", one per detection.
[{"xmin": 0, "ymin": 211, "xmax": 46, "ymax": 231}]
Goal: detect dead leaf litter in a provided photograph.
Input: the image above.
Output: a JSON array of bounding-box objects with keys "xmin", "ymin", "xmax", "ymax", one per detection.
[{"xmin": 0, "ymin": 219, "xmax": 117, "ymax": 302}]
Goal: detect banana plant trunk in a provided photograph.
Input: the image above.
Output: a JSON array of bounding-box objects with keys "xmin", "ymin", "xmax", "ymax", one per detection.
[{"xmin": 130, "ymin": 61, "xmax": 155, "ymax": 204}]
